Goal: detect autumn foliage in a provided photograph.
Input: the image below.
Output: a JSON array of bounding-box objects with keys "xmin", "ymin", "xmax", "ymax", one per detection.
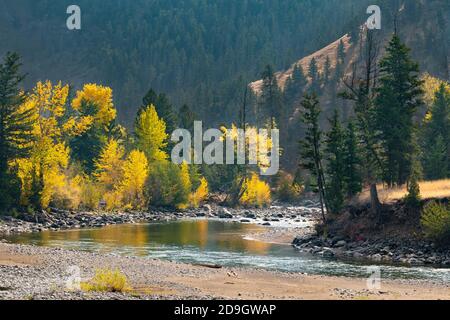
[{"xmin": 3, "ymin": 74, "xmax": 210, "ymax": 212}]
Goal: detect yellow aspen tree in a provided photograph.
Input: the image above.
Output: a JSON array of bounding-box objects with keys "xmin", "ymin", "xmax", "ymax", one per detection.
[
  {"xmin": 240, "ymin": 173, "xmax": 271, "ymax": 208},
  {"xmin": 119, "ymin": 150, "xmax": 149, "ymax": 209},
  {"xmin": 177, "ymin": 161, "xmax": 192, "ymax": 209},
  {"xmin": 135, "ymin": 104, "xmax": 169, "ymax": 162},
  {"xmin": 72, "ymin": 83, "xmax": 116, "ymax": 125},
  {"xmin": 15, "ymin": 81, "xmax": 75, "ymax": 209},
  {"xmin": 94, "ymin": 139, "xmax": 125, "ymax": 210},
  {"xmin": 189, "ymin": 177, "xmax": 209, "ymax": 208}
]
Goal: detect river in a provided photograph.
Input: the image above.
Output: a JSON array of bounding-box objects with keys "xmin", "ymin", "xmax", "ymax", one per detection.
[{"xmin": 4, "ymin": 219, "xmax": 450, "ymax": 282}]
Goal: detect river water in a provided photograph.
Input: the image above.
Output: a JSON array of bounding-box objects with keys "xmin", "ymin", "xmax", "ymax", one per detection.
[{"xmin": 5, "ymin": 219, "xmax": 450, "ymax": 282}]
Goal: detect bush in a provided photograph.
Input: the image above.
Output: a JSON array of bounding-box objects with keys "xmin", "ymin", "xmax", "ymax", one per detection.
[
  {"xmin": 240, "ymin": 173, "xmax": 271, "ymax": 208},
  {"xmin": 421, "ymin": 201, "xmax": 450, "ymax": 244},
  {"xmin": 275, "ymin": 173, "xmax": 303, "ymax": 202},
  {"xmin": 79, "ymin": 176, "xmax": 102, "ymax": 210},
  {"xmin": 404, "ymin": 170, "xmax": 421, "ymax": 208},
  {"xmin": 81, "ymin": 269, "xmax": 131, "ymax": 293},
  {"xmin": 146, "ymin": 161, "xmax": 191, "ymax": 209}
]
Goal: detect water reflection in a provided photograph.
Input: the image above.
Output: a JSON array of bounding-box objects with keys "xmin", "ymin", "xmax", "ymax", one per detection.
[
  {"xmin": 5, "ymin": 219, "xmax": 450, "ymax": 282},
  {"xmin": 6, "ymin": 219, "xmax": 271, "ymax": 256}
]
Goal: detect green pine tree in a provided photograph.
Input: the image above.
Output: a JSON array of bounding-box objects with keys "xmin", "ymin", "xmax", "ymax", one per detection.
[
  {"xmin": 343, "ymin": 120, "xmax": 362, "ymax": 197},
  {"xmin": 0, "ymin": 53, "xmax": 35, "ymax": 210},
  {"xmin": 323, "ymin": 56, "xmax": 331, "ymax": 85},
  {"xmin": 421, "ymin": 83, "xmax": 450, "ymax": 179},
  {"xmin": 260, "ymin": 65, "xmax": 283, "ymax": 129},
  {"xmin": 308, "ymin": 58, "xmax": 320, "ymax": 93},
  {"xmin": 375, "ymin": 34, "xmax": 424, "ymax": 186},
  {"xmin": 178, "ymin": 104, "xmax": 196, "ymax": 133},
  {"xmin": 141, "ymin": 88, "xmax": 178, "ymax": 134},
  {"xmin": 324, "ymin": 110, "xmax": 346, "ymax": 214},
  {"xmin": 299, "ymin": 93, "xmax": 328, "ymax": 221}
]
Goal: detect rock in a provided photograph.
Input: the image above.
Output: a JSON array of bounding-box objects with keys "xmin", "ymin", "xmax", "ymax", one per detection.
[
  {"xmin": 262, "ymin": 222, "xmax": 271, "ymax": 226},
  {"xmin": 244, "ymin": 212, "xmax": 256, "ymax": 219},
  {"xmin": 442, "ymin": 260, "xmax": 450, "ymax": 266},
  {"xmin": 321, "ymin": 249, "xmax": 335, "ymax": 258},
  {"xmin": 371, "ymin": 254, "xmax": 382, "ymax": 262},
  {"xmin": 335, "ymin": 240, "xmax": 347, "ymax": 248},
  {"xmin": 218, "ymin": 208, "xmax": 233, "ymax": 219},
  {"xmin": 240, "ymin": 219, "xmax": 251, "ymax": 223}
]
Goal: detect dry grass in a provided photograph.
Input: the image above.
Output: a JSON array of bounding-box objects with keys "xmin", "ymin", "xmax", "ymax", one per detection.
[{"xmin": 356, "ymin": 179, "xmax": 450, "ymax": 204}]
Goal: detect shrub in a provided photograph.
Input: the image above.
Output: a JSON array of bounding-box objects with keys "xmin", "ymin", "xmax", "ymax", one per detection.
[
  {"xmin": 275, "ymin": 173, "xmax": 303, "ymax": 202},
  {"xmin": 404, "ymin": 168, "xmax": 421, "ymax": 208},
  {"xmin": 51, "ymin": 175, "xmax": 83, "ymax": 210},
  {"xmin": 146, "ymin": 161, "xmax": 190, "ymax": 209},
  {"xmin": 79, "ymin": 176, "xmax": 102, "ymax": 210},
  {"xmin": 240, "ymin": 173, "xmax": 271, "ymax": 208},
  {"xmin": 421, "ymin": 201, "xmax": 450, "ymax": 244},
  {"xmin": 81, "ymin": 269, "xmax": 131, "ymax": 293}
]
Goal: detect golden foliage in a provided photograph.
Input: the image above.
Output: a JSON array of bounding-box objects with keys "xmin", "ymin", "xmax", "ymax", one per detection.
[
  {"xmin": 78, "ymin": 175, "xmax": 102, "ymax": 210},
  {"xmin": 72, "ymin": 83, "xmax": 116, "ymax": 125},
  {"xmin": 135, "ymin": 105, "xmax": 168, "ymax": 161},
  {"xmin": 189, "ymin": 177, "xmax": 209, "ymax": 208},
  {"xmin": 81, "ymin": 269, "xmax": 131, "ymax": 293},
  {"xmin": 240, "ymin": 173, "xmax": 271, "ymax": 208},
  {"xmin": 94, "ymin": 139, "xmax": 125, "ymax": 189},
  {"xmin": 422, "ymin": 73, "xmax": 450, "ymax": 120},
  {"xmin": 119, "ymin": 150, "xmax": 149, "ymax": 209},
  {"xmin": 15, "ymin": 81, "xmax": 75, "ymax": 208},
  {"xmin": 221, "ymin": 124, "xmax": 278, "ymax": 174}
]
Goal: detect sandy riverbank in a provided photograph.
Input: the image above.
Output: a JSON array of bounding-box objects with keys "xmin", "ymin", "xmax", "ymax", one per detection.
[{"xmin": 1, "ymin": 243, "xmax": 449, "ymax": 300}]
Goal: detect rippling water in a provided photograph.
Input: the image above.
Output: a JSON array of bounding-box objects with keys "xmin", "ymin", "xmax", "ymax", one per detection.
[{"xmin": 5, "ymin": 219, "xmax": 450, "ymax": 282}]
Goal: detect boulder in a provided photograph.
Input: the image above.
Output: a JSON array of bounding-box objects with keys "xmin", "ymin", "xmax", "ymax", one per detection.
[{"xmin": 218, "ymin": 208, "xmax": 233, "ymax": 219}]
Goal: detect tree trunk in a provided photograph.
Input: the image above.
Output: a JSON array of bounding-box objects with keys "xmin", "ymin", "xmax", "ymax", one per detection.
[{"xmin": 370, "ymin": 183, "xmax": 381, "ymax": 217}]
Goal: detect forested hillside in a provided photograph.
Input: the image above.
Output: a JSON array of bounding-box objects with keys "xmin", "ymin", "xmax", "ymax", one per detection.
[
  {"xmin": 0, "ymin": 0, "xmax": 373, "ymax": 125},
  {"xmin": 250, "ymin": 0, "xmax": 449, "ymax": 169}
]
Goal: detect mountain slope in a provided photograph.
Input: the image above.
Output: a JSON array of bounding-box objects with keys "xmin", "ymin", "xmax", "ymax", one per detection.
[{"xmin": 0, "ymin": 0, "xmax": 373, "ymax": 126}]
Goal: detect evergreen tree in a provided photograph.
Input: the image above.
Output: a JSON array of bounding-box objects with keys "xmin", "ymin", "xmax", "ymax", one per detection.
[
  {"xmin": 260, "ymin": 65, "xmax": 283, "ymax": 128},
  {"xmin": 324, "ymin": 110, "xmax": 346, "ymax": 214},
  {"xmin": 141, "ymin": 88, "xmax": 178, "ymax": 134},
  {"xmin": 334, "ymin": 39, "xmax": 346, "ymax": 81},
  {"xmin": 178, "ymin": 104, "xmax": 196, "ymax": 133},
  {"xmin": 343, "ymin": 121, "xmax": 362, "ymax": 197},
  {"xmin": 340, "ymin": 30, "xmax": 382, "ymax": 217},
  {"xmin": 299, "ymin": 93, "xmax": 328, "ymax": 221},
  {"xmin": 0, "ymin": 53, "xmax": 34, "ymax": 210},
  {"xmin": 284, "ymin": 64, "xmax": 307, "ymax": 109},
  {"xmin": 323, "ymin": 56, "xmax": 331, "ymax": 85},
  {"xmin": 69, "ymin": 84, "xmax": 118, "ymax": 173},
  {"xmin": 308, "ymin": 58, "xmax": 320, "ymax": 92},
  {"xmin": 337, "ymin": 39, "xmax": 346, "ymax": 64},
  {"xmin": 421, "ymin": 83, "xmax": 450, "ymax": 179},
  {"xmin": 423, "ymin": 135, "xmax": 447, "ymax": 180},
  {"xmin": 375, "ymin": 34, "xmax": 424, "ymax": 186},
  {"xmin": 404, "ymin": 157, "xmax": 422, "ymax": 209}
]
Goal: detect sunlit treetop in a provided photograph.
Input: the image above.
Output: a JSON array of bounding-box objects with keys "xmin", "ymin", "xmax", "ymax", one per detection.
[{"xmin": 72, "ymin": 83, "xmax": 117, "ymax": 125}]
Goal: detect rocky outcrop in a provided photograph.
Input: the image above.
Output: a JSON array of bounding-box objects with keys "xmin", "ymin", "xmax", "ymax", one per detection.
[{"xmin": 293, "ymin": 234, "xmax": 450, "ymax": 267}]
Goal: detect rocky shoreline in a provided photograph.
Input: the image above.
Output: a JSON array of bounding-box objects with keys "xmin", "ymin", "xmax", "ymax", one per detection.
[
  {"xmin": 293, "ymin": 234, "xmax": 450, "ymax": 267},
  {"xmin": 0, "ymin": 201, "xmax": 322, "ymax": 236}
]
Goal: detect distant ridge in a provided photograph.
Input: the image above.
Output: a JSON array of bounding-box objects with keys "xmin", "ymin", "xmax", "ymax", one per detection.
[{"xmin": 250, "ymin": 34, "xmax": 352, "ymax": 94}]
